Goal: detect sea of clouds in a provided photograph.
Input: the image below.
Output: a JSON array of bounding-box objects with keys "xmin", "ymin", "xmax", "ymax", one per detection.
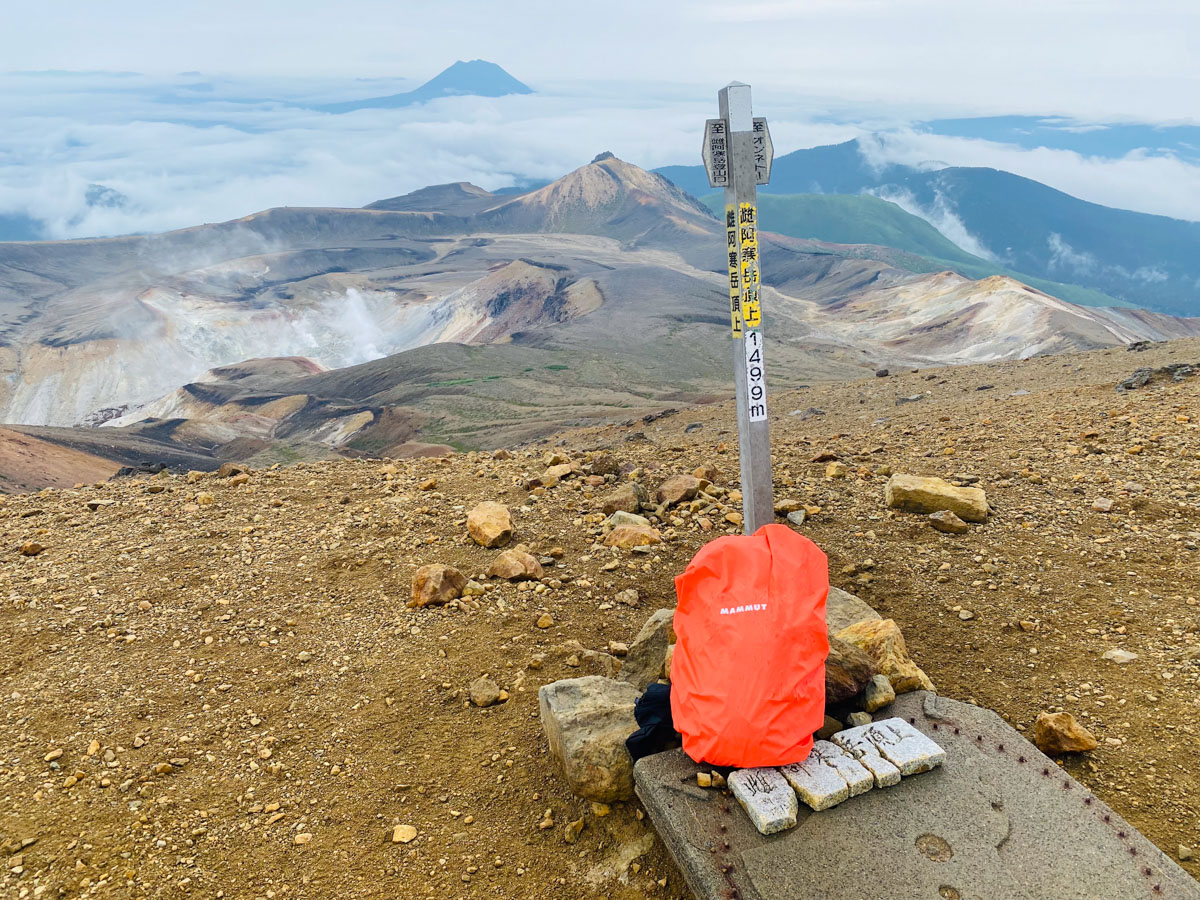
[{"xmin": 1, "ymin": 69, "xmax": 1198, "ymax": 243}]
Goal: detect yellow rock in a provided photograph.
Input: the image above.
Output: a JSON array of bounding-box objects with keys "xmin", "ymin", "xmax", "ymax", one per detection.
[
  {"xmin": 467, "ymin": 501, "xmax": 513, "ymax": 548},
  {"xmin": 603, "ymin": 525, "xmax": 662, "ymax": 549},
  {"xmin": 392, "ymin": 824, "xmax": 417, "ymax": 844},
  {"xmin": 486, "ymin": 549, "xmax": 544, "ymax": 581},
  {"xmin": 884, "ymin": 474, "xmax": 988, "ymax": 523},
  {"xmin": 835, "ymin": 618, "xmax": 934, "ymax": 694},
  {"xmin": 410, "ymin": 564, "xmax": 467, "ymax": 608}
]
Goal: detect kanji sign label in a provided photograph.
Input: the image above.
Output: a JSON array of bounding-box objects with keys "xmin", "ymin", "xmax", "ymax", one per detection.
[
  {"xmin": 752, "ymin": 117, "xmax": 773, "ymax": 185},
  {"xmin": 703, "ymin": 118, "xmax": 731, "ymax": 188},
  {"xmin": 706, "ymin": 82, "xmax": 775, "ymax": 534}
]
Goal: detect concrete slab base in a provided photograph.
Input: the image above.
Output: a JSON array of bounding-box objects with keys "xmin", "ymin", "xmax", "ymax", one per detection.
[{"xmin": 634, "ymin": 692, "xmax": 1200, "ymax": 900}]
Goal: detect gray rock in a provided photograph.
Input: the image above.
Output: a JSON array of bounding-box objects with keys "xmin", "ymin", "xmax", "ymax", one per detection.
[
  {"xmin": 785, "ymin": 509, "xmax": 806, "ymax": 527},
  {"xmin": 538, "ymin": 676, "xmax": 639, "ymax": 802},
  {"xmin": 468, "ymin": 676, "xmax": 501, "ymax": 708},
  {"xmin": 929, "ymin": 509, "xmax": 970, "ymax": 534},
  {"xmin": 825, "ymin": 586, "xmax": 879, "ymax": 635},
  {"xmin": 636, "ymin": 692, "xmax": 1200, "ymax": 900},
  {"xmin": 620, "ymin": 608, "xmax": 675, "ymax": 691},
  {"xmin": 846, "ymin": 711, "xmax": 874, "ymax": 728},
  {"xmin": 607, "ymin": 510, "xmax": 650, "ymax": 528},
  {"xmin": 1101, "ymin": 648, "xmax": 1138, "ymax": 664},
  {"xmin": 728, "ymin": 768, "xmax": 798, "ymax": 835}
]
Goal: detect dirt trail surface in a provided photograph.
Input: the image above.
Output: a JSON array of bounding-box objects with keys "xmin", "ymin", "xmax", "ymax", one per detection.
[{"xmin": 1, "ymin": 338, "xmax": 1198, "ymax": 898}]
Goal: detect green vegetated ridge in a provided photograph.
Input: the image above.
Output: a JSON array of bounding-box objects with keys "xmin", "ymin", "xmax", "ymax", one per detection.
[{"xmin": 700, "ymin": 192, "xmax": 1129, "ymax": 309}]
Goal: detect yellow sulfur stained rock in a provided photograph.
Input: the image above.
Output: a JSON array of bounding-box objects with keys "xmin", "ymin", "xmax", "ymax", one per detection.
[
  {"xmin": 834, "ymin": 618, "xmax": 934, "ymax": 694},
  {"xmin": 884, "ymin": 474, "xmax": 988, "ymax": 522}
]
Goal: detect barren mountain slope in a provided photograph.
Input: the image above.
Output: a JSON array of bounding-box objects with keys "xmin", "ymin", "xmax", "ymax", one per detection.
[
  {"xmin": 2, "ymin": 155, "xmax": 1199, "ymax": 485},
  {"xmin": 0, "ymin": 338, "xmax": 1197, "ymax": 899}
]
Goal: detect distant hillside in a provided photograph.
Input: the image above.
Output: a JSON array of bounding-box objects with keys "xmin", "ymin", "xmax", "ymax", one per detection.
[
  {"xmin": 320, "ymin": 60, "xmax": 532, "ymax": 113},
  {"xmin": 659, "ymin": 139, "xmax": 1200, "ymax": 316},
  {"xmin": 706, "ymin": 192, "xmax": 1127, "ymax": 309},
  {"xmin": 2, "ymin": 152, "xmax": 1198, "ymax": 474}
]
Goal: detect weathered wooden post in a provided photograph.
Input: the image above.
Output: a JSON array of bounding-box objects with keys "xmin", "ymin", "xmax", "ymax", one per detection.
[{"xmin": 703, "ymin": 81, "xmax": 775, "ymax": 533}]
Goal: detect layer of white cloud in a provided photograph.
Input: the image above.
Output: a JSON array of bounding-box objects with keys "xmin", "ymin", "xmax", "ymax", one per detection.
[
  {"xmin": 0, "ymin": 75, "xmax": 865, "ymax": 239},
  {"xmin": 1, "ymin": 66, "xmax": 1198, "ymax": 241},
  {"xmin": 856, "ymin": 131, "xmax": 1200, "ymax": 222}
]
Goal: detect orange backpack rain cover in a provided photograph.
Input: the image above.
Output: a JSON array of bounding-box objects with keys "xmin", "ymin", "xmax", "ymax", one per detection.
[{"xmin": 670, "ymin": 523, "xmax": 829, "ymax": 768}]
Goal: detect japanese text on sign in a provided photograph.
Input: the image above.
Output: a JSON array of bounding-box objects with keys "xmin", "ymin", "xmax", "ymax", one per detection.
[
  {"xmin": 751, "ymin": 117, "xmax": 773, "ymax": 185},
  {"xmin": 738, "ymin": 203, "xmax": 761, "ymax": 329},
  {"xmin": 725, "ymin": 206, "xmax": 742, "ymax": 337},
  {"xmin": 704, "ymin": 119, "xmax": 730, "ymax": 187}
]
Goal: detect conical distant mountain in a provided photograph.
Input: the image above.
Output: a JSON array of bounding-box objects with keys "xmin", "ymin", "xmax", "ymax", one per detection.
[{"xmin": 320, "ymin": 60, "xmax": 532, "ymax": 113}]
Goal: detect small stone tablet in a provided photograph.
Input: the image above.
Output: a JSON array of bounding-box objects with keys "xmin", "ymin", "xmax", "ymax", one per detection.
[
  {"xmin": 781, "ymin": 754, "xmax": 849, "ymax": 812},
  {"xmin": 728, "ymin": 767, "xmax": 798, "ymax": 835},
  {"xmin": 858, "ymin": 717, "xmax": 946, "ymax": 775},
  {"xmin": 832, "ymin": 727, "xmax": 902, "ymax": 787},
  {"xmin": 812, "ymin": 739, "xmax": 874, "ymax": 797}
]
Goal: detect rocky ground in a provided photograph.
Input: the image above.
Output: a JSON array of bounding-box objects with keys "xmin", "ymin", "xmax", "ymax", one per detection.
[{"xmin": 1, "ymin": 337, "xmax": 1198, "ymax": 899}]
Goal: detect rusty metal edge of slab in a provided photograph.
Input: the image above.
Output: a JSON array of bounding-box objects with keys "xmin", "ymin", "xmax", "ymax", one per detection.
[{"xmin": 634, "ymin": 692, "xmax": 1200, "ymax": 900}]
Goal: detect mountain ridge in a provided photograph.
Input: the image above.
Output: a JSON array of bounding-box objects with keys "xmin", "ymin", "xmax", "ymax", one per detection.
[
  {"xmin": 2, "ymin": 153, "xmax": 1199, "ymax": 480},
  {"xmin": 656, "ymin": 139, "xmax": 1200, "ymax": 315}
]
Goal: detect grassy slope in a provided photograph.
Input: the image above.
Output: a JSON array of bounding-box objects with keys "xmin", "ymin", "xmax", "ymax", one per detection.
[{"xmin": 701, "ymin": 192, "xmax": 1130, "ymax": 308}]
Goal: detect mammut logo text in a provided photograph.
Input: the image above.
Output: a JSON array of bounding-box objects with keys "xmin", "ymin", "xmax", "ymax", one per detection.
[{"xmin": 719, "ymin": 604, "xmax": 767, "ymax": 615}]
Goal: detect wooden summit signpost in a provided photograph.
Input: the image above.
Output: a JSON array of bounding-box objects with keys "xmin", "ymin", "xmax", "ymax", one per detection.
[{"xmin": 703, "ymin": 82, "xmax": 775, "ymax": 534}]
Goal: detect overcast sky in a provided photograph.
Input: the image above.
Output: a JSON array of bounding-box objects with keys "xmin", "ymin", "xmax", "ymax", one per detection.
[
  {"xmin": 8, "ymin": 0, "xmax": 1198, "ymax": 120},
  {"xmin": 3, "ymin": 1, "xmax": 1199, "ymax": 238}
]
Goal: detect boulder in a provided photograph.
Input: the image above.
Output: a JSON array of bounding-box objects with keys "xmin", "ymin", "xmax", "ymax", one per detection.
[
  {"xmin": 467, "ymin": 501, "xmax": 513, "ymax": 548},
  {"xmin": 620, "ymin": 609, "xmax": 676, "ymax": 691},
  {"xmin": 486, "ymin": 548, "xmax": 544, "ymax": 581},
  {"xmin": 884, "ymin": 474, "xmax": 988, "ymax": 522},
  {"xmin": 1033, "ymin": 712, "xmax": 1098, "ymax": 754},
  {"xmin": 19, "ymin": 541, "xmax": 45, "ymax": 557},
  {"xmin": 604, "ymin": 525, "xmax": 662, "ymax": 549},
  {"xmin": 835, "ymin": 618, "xmax": 934, "ymax": 694},
  {"xmin": 410, "ymin": 563, "xmax": 467, "ymax": 608},
  {"xmin": 656, "ymin": 474, "xmax": 701, "ymax": 507},
  {"xmin": 929, "ymin": 509, "xmax": 970, "ymax": 534},
  {"xmin": 826, "ymin": 586, "xmax": 880, "ymax": 635},
  {"xmin": 825, "ymin": 637, "xmax": 877, "ymax": 704},
  {"xmin": 538, "ymin": 676, "xmax": 640, "ymax": 802},
  {"xmin": 601, "ymin": 482, "xmax": 648, "ymax": 515}
]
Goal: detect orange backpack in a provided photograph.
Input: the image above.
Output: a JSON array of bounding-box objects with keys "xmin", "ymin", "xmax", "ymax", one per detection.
[{"xmin": 670, "ymin": 524, "xmax": 828, "ymax": 768}]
